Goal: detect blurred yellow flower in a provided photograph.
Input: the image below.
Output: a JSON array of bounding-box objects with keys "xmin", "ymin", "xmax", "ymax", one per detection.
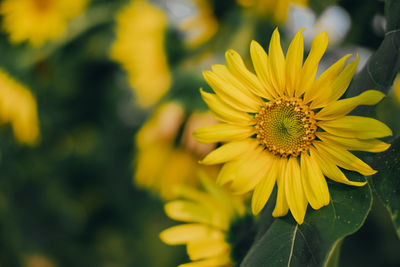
[
  {"xmin": 111, "ymin": 0, "xmax": 171, "ymax": 108},
  {"xmin": 134, "ymin": 102, "xmax": 217, "ymax": 200},
  {"xmin": 0, "ymin": 70, "xmax": 40, "ymax": 145},
  {"xmin": 24, "ymin": 253, "xmax": 56, "ymax": 267},
  {"xmin": 0, "ymin": 0, "xmax": 88, "ymax": 46},
  {"xmin": 194, "ymin": 28, "xmax": 391, "ymax": 224},
  {"xmin": 160, "ymin": 174, "xmax": 245, "ymax": 267},
  {"xmin": 237, "ymin": 0, "xmax": 307, "ymax": 23},
  {"xmin": 179, "ymin": 0, "xmax": 218, "ymax": 49}
]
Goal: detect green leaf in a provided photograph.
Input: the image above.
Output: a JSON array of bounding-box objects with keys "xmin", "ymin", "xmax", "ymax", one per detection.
[
  {"xmin": 370, "ymin": 137, "xmax": 400, "ymax": 238},
  {"xmin": 345, "ymin": 0, "xmax": 400, "ymax": 102},
  {"xmin": 240, "ymin": 182, "xmax": 372, "ymax": 267}
]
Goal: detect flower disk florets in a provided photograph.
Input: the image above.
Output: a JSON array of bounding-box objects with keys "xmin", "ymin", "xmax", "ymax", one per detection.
[{"xmin": 255, "ymin": 97, "xmax": 316, "ymax": 157}]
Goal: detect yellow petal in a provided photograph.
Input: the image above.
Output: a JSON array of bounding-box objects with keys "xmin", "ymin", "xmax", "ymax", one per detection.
[
  {"xmin": 313, "ymin": 142, "xmax": 377, "ymax": 176},
  {"xmin": 250, "ymin": 40, "xmax": 279, "ymax": 98},
  {"xmin": 203, "ymin": 70, "xmax": 260, "ymax": 112},
  {"xmin": 268, "ymin": 28, "xmax": 286, "ymax": 96},
  {"xmin": 160, "ymin": 224, "xmax": 215, "ymax": 245},
  {"xmin": 230, "ymin": 148, "xmax": 272, "ymax": 194},
  {"xmin": 252, "ymin": 156, "xmax": 279, "ymax": 215},
  {"xmin": 300, "ymin": 153, "xmax": 330, "ymax": 210},
  {"xmin": 304, "ymin": 54, "xmax": 351, "ymax": 104},
  {"xmin": 296, "ymin": 31, "xmax": 329, "ymax": 97},
  {"xmin": 316, "ymin": 132, "xmax": 391, "ymax": 153},
  {"xmin": 200, "ymin": 89, "xmax": 255, "ymax": 125},
  {"xmin": 216, "ymin": 157, "xmax": 247, "ymax": 185},
  {"xmin": 272, "ymin": 158, "xmax": 289, "ymax": 217},
  {"xmin": 285, "ymin": 29, "xmax": 304, "ymax": 97},
  {"xmin": 193, "ymin": 123, "xmax": 255, "ymax": 144},
  {"xmin": 187, "ymin": 237, "xmax": 229, "ymax": 261},
  {"xmin": 315, "ymin": 90, "xmax": 386, "ymax": 120},
  {"xmin": 225, "ymin": 49, "xmax": 273, "ymax": 100},
  {"xmin": 211, "ymin": 64, "xmax": 264, "ymax": 105},
  {"xmin": 165, "ymin": 200, "xmax": 213, "ymax": 224},
  {"xmin": 318, "ymin": 116, "xmax": 393, "ymax": 139},
  {"xmin": 310, "ymin": 146, "xmax": 366, "ymax": 186},
  {"xmin": 285, "ymin": 157, "xmax": 308, "ymax": 224},
  {"xmin": 311, "ymin": 55, "xmax": 359, "ymax": 109},
  {"xmin": 200, "ymin": 139, "xmax": 259, "ymax": 165}
]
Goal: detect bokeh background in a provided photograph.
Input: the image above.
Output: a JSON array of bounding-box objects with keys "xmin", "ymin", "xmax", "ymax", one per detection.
[{"xmin": 0, "ymin": 0, "xmax": 399, "ymax": 266}]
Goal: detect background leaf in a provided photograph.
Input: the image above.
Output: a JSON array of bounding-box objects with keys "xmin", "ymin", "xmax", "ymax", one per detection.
[
  {"xmin": 345, "ymin": 0, "xmax": 400, "ymax": 103},
  {"xmin": 370, "ymin": 137, "xmax": 400, "ymax": 237},
  {"xmin": 241, "ymin": 181, "xmax": 372, "ymax": 267}
]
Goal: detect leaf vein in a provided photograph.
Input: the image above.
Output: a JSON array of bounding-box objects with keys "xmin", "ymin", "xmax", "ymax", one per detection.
[{"xmin": 287, "ymin": 224, "xmax": 298, "ymax": 267}]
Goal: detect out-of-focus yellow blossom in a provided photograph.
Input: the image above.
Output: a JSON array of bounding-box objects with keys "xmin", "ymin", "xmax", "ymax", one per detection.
[
  {"xmin": 24, "ymin": 253, "xmax": 56, "ymax": 267},
  {"xmin": 111, "ymin": 0, "xmax": 171, "ymax": 108},
  {"xmin": 134, "ymin": 102, "xmax": 217, "ymax": 200},
  {"xmin": 0, "ymin": 0, "xmax": 88, "ymax": 46},
  {"xmin": 394, "ymin": 74, "xmax": 400, "ymax": 103},
  {"xmin": 237, "ymin": 0, "xmax": 307, "ymax": 24},
  {"xmin": 0, "ymin": 70, "xmax": 40, "ymax": 145},
  {"xmin": 160, "ymin": 174, "xmax": 245, "ymax": 267},
  {"xmin": 179, "ymin": 0, "xmax": 218, "ymax": 49}
]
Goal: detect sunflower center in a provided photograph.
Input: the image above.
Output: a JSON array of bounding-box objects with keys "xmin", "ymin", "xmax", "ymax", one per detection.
[
  {"xmin": 33, "ymin": 0, "xmax": 54, "ymax": 12},
  {"xmin": 255, "ymin": 97, "xmax": 317, "ymax": 157}
]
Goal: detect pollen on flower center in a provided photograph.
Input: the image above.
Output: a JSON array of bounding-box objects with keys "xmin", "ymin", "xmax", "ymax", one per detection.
[{"xmin": 255, "ymin": 97, "xmax": 317, "ymax": 157}]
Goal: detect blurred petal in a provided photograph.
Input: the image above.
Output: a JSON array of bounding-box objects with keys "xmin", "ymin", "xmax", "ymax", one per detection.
[{"xmin": 160, "ymin": 224, "xmax": 215, "ymax": 245}]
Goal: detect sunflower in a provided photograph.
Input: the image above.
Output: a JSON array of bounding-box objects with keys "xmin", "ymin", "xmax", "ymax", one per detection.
[
  {"xmin": 0, "ymin": 0, "xmax": 88, "ymax": 46},
  {"xmin": 237, "ymin": 0, "xmax": 307, "ymax": 24},
  {"xmin": 194, "ymin": 28, "xmax": 392, "ymax": 224},
  {"xmin": 0, "ymin": 70, "xmax": 40, "ymax": 145},
  {"xmin": 160, "ymin": 173, "xmax": 245, "ymax": 267},
  {"xmin": 135, "ymin": 102, "xmax": 218, "ymax": 200},
  {"xmin": 178, "ymin": 0, "xmax": 218, "ymax": 49},
  {"xmin": 110, "ymin": 0, "xmax": 171, "ymax": 108}
]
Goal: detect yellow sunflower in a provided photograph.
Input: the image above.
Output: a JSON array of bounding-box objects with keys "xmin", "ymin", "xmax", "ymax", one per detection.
[
  {"xmin": 179, "ymin": 0, "xmax": 218, "ymax": 49},
  {"xmin": 135, "ymin": 102, "xmax": 218, "ymax": 200},
  {"xmin": 0, "ymin": 70, "xmax": 40, "ymax": 145},
  {"xmin": 0, "ymin": 0, "xmax": 88, "ymax": 46},
  {"xmin": 237, "ymin": 0, "xmax": 307, "ymax": 24},
  {"xmin": 194, "ymin": 28, "xmax": 392, "ymax": 224},
  {"xmin": 160, "ymin": 173, "xmax": 245, "ymax": 267},
  {"xmin": 110, "ymin": 0, "xmax": 171, "ymax": 108}
]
